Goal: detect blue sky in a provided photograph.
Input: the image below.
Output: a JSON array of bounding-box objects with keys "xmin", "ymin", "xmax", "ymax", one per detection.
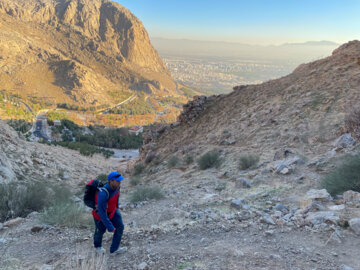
[{"xmin": 116, "ymin": 0, "xmax": 360, "ymax": 45}]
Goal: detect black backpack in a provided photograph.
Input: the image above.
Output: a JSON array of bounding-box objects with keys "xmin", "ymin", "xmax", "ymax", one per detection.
[{"xmin": 84, "ymin": 179, "xmax": 107, "ymax": 209}]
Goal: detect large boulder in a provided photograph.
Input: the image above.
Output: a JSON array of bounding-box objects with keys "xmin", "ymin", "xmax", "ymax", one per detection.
[
  {"xmin": 272, "ymin": 156, "xmax": 305, "ymax": 174},
  {"xmin": 343, "ymin": 190, "xmax": 360, "ymax": 204},
  {"xmin": 300, "ymin": 189, "xmax": 332, "ymax": 208}
]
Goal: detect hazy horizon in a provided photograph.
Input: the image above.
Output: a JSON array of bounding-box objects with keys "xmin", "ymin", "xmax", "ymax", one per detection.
[{"xmin": 116, "ymin": 0, "xmax": 359, "ymax": 45}]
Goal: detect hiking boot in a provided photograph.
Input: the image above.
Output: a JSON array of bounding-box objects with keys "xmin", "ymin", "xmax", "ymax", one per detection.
[
  {"xmin": 95, "ymin": 247, "xmax": 106, "ymax": 255},
  {"xmin": 110, "ymin": 247, "xmax": 127, "ymax": 256}
]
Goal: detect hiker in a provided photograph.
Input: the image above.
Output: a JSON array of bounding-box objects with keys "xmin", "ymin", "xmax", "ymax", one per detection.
[{"xmin": 92, "ymin": 171, "xmax": 127, "ymax": 255}]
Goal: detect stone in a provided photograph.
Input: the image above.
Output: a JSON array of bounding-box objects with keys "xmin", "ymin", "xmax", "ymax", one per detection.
[
  {"xmin": 328, "ymin": 204, "xmax": 345, "ymax": 211},
  {"xmin": 305, "ymin": 211, "xmax": 339, "ymax": 225},
  {"xmin": 207, "ymin": 133, "xmax": 217, "ymax": 141},
  {"xmin": 327, "ymin": 230, "xmax": 342, "ymax": 244},
  {"xmin": 3, "ymin": 217, "xmax": 24, "ymax": 227},
  {"xmin": 231, "ymin": 199, "xmax": 249, "ymax": 210},
  {"xmin": 300, "ymin": 189, "xmax": 332, "ymax": 208},
  {"xmin": 341, "ymin": 265, "xmax": 354, "ymax": 270},
  {"xmin": 296, "ymin": 175, "xmax": 305, "ymax": 183},
  {"xmin": 343, "ymin": 190, "xmax": 360, "ymax": 204},
  {"xmin": 333, "ymin": 134, "xmax": 356, "ymax": 148},
  {"xmin": 265, "ymin": 230, "xmax": 275, "ymax": 236},
  {"xmin": 280, "ymin": 167, "xmax": 290, "ymax": 175},
  {"xmin": 235, "ymin": 178, "xmax": 252, "ymax": 189},
  {"xmin": 40, "ymin": 265, "xmax": 52, "ymax": 270},
  {"xmin": 130, "ymin": 221, "xmax": 137, "ymax": 228},
  {"xmin": 273, "ymin": 149, "xmax": 294, "ymax": 161},
  {"xmin": 261, "ymin": 214, "xmax": 276, "ymax": 225},
  {"xmin": 0, "ymin": 223, "xmax": 3, "ymax": 230},
  {"xmin": 234, "ymin": 250, "xmax": 244, "ymax": 257},
  {"xmin": 269, "ymin": 254, "xmax": 281, "ymax": 260},
  {"xmin": 306, "ymin": 201, "xmax": 327, "ymax": 212},
  {"xmin": 138, "ymin": 262, "xmax": 148, "ymax": 270},
  {"xmin": 349, "ymin": 218, "xmax": 360, "ymax": 235},
  {"xmin": 31, "ymin": 226, "xmax": 44, "ymax": 233},
  {"xmin": 261, "ymin": 168, "xmax": 271, "ymax": 175}
]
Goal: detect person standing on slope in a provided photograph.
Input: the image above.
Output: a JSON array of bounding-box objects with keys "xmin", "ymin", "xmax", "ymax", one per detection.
[{"xmin": 93, "ymin": 171, "xmax": 127, "ymax": 255}]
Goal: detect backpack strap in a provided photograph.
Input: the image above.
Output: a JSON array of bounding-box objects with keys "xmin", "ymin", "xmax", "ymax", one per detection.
[{"xmin": 98, "ymin": 187, "xmax": 110, "ymax": 200}]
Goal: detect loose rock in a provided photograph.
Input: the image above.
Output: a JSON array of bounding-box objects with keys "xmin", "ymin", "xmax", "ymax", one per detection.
[{"xmin": 349, "ymin": 218, "xmax": 360, "ymax": 235}]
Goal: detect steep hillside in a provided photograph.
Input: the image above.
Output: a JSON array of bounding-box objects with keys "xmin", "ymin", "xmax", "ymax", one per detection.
[
  {"xmin": 0, "ymin": 120, "xmax": 122, "ymax": 184},
  {"xmin": 0, "ymin": 0, "xmax": 177, "ymax": 107},
  {"xmin": 141, "ymin": 41, "xmax": 360, "ymax": 164}
]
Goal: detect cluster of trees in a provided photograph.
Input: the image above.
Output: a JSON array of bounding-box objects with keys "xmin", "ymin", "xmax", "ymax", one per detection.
[
  {"xmin": 7, "ymin": 119, "xmax": 32, "ymax": 134},
  {"xmin": 51, "ymin": 120, "xmax": 143, "ymax": 156},
  {"xmin": 55, "ymin": 141, "xmax": 114, "ymax": 158},
  {"xmin": 76, "ymin": 129, "xmax": 143, "ymax": 149}
]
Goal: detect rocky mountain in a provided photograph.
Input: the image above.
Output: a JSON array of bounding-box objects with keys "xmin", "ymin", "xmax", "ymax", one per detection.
[
  {"xmin": 141, "ymin": 40, "xmax": 360, "ymax": 163},
  {"xmin": 0, "ymin": 0, "xmax": 176, "ymax": 106}
]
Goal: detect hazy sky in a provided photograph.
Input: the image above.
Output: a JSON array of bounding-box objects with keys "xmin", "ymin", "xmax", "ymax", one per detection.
[{"xmin": 116, "ymin": 0, "xmax": 359, "ymax": 45}]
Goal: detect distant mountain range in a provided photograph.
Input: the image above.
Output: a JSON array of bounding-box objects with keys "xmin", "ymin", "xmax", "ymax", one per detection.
[{"xmin": 151, "ymin": 37, "xmax": 339, "ymax": 63}]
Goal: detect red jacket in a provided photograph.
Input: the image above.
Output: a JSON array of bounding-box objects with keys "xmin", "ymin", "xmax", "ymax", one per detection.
[{"xmin": 92, "ymin": 186, "xmax": 119, "ymax": 222}]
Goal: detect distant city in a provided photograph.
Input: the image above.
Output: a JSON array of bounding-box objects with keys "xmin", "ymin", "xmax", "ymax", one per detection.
[
  {"xmin": 163, "ymin": 56, "xmax": 296, "ymax": 94},
  {"xmin": 153, "ymin": 38, "xmax": 338, "ymax": 94}
]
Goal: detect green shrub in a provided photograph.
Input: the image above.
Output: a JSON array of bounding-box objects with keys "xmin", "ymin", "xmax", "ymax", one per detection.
[
  {"xmin": 320, "ymin": 154, "xmax": 360, "ymax": 196},
  {"xmin": 184, "ymin": 155, "xmax": 194, "ymax": 165},
  {"xmin": 133, "ymin": 163, "xmax": 145, "ymax": 176},
  {"xmin": 130, "ymin": 176, "xmax": 142, "ymax": 186},
  {"xmin": 168, "ymin": 156, "xmax": 179, "ymax": 168},
  {"xmin": 40, "ymin": 201, "xmax": 92, "ymax": 228},
  {"xmin": 129, "ymin": 186, "xmax": 164, "ymax": 203},
  {"xmin": 0, "ymin": 181, "xmax": 53, "ymax": 221},
  {"xmin": 197, "ymin": 150, "xmax": 221, "ymax": 170},
  {"xmin": 215, "ymin": 182, "xmax": 227, "ymax": 192},
  {"xmin": 238, "ymin": 154, "xmax": 260, "ymax": 170}
]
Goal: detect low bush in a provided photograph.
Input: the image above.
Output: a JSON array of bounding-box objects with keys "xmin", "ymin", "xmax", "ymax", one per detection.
[
  {"xmin": 184, "ymin": 155, "xmax": 194, "ymax": 165},
  {"xmin": 197, "ymin": 150, "xmax": 221, "ymax": 170},
  {"xmin": 0, "ymin": 181, "xmax": 68, "ymax": 222},
  {"xmin": 215, "ymin": 182, "xmax": 227, "ymax": 192},
  {"xmin": 238, "ymin": 154, "xmax": 260, "ymax": 170},
  {"xmin": 40, "ymin": 201, "xmax": 92, "ymax": 228},
  {"xmin": 320, "ymin": 154, "xmax": 360, "ymax": 196},
  {"xmin": 168, "ymin": 156, "xmax": 179, "ymax": 168},
  {"xmin": 130, "ymin": 176, "xmax": 142, "ymax": 186},
  {"xmin": 129, "ymin": 186, "xmax": 164, "ymax": 203},
  {"xmin": 133, "ymin": 163, "xmax": 145, "ymax": 176}
]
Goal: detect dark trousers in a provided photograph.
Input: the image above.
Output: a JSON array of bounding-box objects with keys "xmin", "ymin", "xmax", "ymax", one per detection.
[{"xmin": 93, "ymin": 210, "xmax": 124, "ymax": 253}]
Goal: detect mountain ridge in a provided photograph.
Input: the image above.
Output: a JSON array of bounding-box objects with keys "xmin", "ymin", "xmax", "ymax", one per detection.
[{"xmin": 0, "ymin": 0, "xmax": 177, "ymax": 107}]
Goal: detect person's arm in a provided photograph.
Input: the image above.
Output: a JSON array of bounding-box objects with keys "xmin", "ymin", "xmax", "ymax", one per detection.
[{"xmin": 97, "ymin": 190, "xmax": 115, "ymax": 232}]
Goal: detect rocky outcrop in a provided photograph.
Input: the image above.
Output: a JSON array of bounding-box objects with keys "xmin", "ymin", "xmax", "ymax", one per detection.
[{"xmin": 177, "ymin": 95, "xmax": 221, "ymax": 124}]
